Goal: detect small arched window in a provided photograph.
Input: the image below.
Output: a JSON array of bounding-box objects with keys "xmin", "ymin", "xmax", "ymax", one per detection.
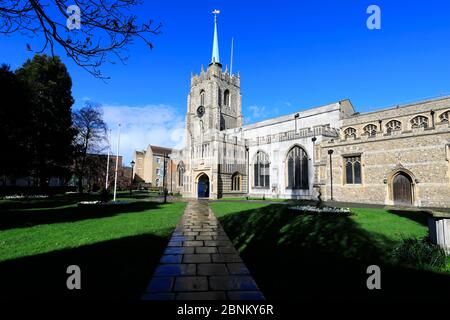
[
  {"xmin": 177, "ymin": 162, "xmax": 185, "ymax": 187},
  {"xmin": 286, "ymin": 146, "xmax": 309, "ymax": 190},
  {"xmin": 363, "ymin": 124, "xmax": 377, "ymax": 137},
  {"xmin": 439, "ymin": 110, "xmax": 449, "ymax": 123},
  {"xmin": 386, "ymin": 120, "xmax": 402, "ymax": 133},
  {"xmin": 343, "ymin": 127, "xmax": 357, "ymax": 139},
  {"xmin": 224, "ymin": 89, "xmax": 230, "ymax": 107},
  {"xmin": 231, "ymin": 172, "xmax": 242, "ymax": 191},
  {"xmin": 411, "ymin": 115, "xmax": 429, "ymax": 129},
  {"xmin": 253, "ymin": 151, "xmax": 270, "ymax": 188},
  {"xmin": 200, "ymin": 90, "xmax": 205, "ymax": 106}
]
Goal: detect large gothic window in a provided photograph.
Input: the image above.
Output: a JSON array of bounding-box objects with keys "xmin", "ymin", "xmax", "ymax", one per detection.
[
  {"xmin": 224, "ymin": 89, "xmax": 230, "ymax": 107},
  {"xmin": 411, "ymin": 115, "xmax": 429, "ymax": 128},
  {"xmin": 344, "ymin": 155, "xmax": 362, "ymax": 184},
  {"xmin": 386, "ymin": 120, "xmax": 402, "ymax": 133},
  {"xmin": 200, "ymin": 90, "xmax": 205, "ymax": 106},
  {"xmin": 439, "ymin": 111, "xmax": 449, "ymax": 123},
  {"xmin": 363, "ymin": 124, "xmax": 377, "ymax": 137},
  {"xmin": 177, "ymin": 162, "xmax": 185, "ymax": 187},
  {"xmin": 343, "ymin": 127, "xmax": 357, "ymax": 139},
  {"xmin": 231, "ymin": 172, "xmax": 242, "ymax": 191},
  {"xmin": 286, "ymin": 146, "xmax": 309, "ymax": 190},
  {"xmin": 253, "ymin": 151, "xmax": 270, "ymax": 188}
]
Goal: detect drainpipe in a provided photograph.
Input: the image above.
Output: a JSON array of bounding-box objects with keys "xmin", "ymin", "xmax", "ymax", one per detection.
[
  {"xmin": 328, "ymin": 149, "xmax": 334, "ymax": 201},
  {"xmin": 245, "ymin": 145, "xmax": 250, "ymax": 197},
  {"xmin": 294, "ymin": 113, "xmax": 300, "ymax": 133}
]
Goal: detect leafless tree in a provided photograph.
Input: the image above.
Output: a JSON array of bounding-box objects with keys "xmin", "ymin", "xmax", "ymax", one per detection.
[
  {"xmin": 73, "ymin": 101, "xmax": 107, "ymax": 192},
  {"xmin": 0, "ymin": 0, "xmax": 161, "ymax": 78}
]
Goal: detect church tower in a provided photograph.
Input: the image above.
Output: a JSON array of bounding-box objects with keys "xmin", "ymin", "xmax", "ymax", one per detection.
[
  {"xmin": 186, "ymin": 11, "xmax": 243, "ymax": 141},
  {"xmin": 181, "ymin": 11, "xmax": 245, "ymax": 199}
]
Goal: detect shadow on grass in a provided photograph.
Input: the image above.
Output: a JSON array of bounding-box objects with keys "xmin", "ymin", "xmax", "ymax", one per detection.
[
  {"xmin": 218, "ymin": 205, "xmax": 450, "ymax": 300},
  {"xmin": 0, "ymin": 231, "xmax": 171, "ymax": 299},
  {"xmin": 387, "ymin": 210, "xmax": 429, "ymax": 227},
  {"xmin": 0, "ymin": 201, "xmax": 164, "ymax": 231}
]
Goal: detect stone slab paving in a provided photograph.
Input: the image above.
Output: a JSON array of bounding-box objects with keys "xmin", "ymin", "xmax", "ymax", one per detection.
[{"xmin": 142, "ymin": 200, "xmax": 265, "ymax": 301}]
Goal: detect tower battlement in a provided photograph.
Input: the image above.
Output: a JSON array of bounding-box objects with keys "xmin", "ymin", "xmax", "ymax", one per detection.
[{"xmin": 191, "ymin": 64, "xmax": 240, "ymax": 88}]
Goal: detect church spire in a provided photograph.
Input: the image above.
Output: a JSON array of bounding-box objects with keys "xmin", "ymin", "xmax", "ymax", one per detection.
[{"xmin": 211, "ymin": 10, "xmax": 220, "ymax": 65}]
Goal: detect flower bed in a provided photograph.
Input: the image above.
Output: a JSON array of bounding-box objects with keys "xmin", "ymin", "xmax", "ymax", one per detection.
[
  {"xmin": 289, "ymin": 205, "xmax": 352, "ymax": 215},
  {"xmin": 77, "ymin": 200, "xmax": 131, "ymax": 207},
  {"xmin": 3, "ymin": 195, "xmax": 49, "ymax": 200}
]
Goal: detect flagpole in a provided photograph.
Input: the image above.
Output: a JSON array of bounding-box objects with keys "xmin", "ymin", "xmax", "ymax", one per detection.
[
  {"xmin": 113, "ymin": 124, "xmax": 121, "ymax": 202},
  {"xmin": 105, "ymin": 129, "xmax": 111, "ymax": 189}
]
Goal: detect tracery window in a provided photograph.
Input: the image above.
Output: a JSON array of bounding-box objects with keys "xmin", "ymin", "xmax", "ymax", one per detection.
[
  {"xmin": 411, "ymin": 115, "xmax": 429, "ymax": 129},
  {"xmin": 363, "ymin": 124, "xmax": 377, "ymax": 137},
  {"xmin": 439, "ymin": 111, "xmax": 449, "ymax": 123},
  {"xmin": 253, "ymin": 151, "xmax": 270, "ymax": 188},
  {"xmin": 344, "ymin": 156, "xmax": 362, "ymax": 184},
  {"xmin": 344, "ymin": 127, "xmax": 357, "ymax": 139},
  {"xmin": 286, "ymin": 146, "xmax": 309, "ymax": 190},
  {"xmin": 386, "ymin": 120, "xmax": 402, "ymax": 133}
]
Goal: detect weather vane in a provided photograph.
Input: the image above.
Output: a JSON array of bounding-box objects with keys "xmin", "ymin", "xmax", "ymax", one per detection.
[{"xmin": 212, "ymin": 9, "xmax": 220, "ymax": 17}]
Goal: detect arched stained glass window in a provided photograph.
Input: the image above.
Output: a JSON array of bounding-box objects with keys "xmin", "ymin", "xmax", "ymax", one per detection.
[
  {"xmin": 286, "ymin": 146, "xmax": 309, "ymax": 190},
  {"xmin": 363, "ymin": 124, "xmax": 377, "ymax": 137},
  {"xmin": 253, "ymin": 151, "xmax": 270, "ymax": 188},
  {"xmin": 411, "ymin": 115, "xmax": 428, "ymax": 128},
  {"xmin": 344, "ymin": 127, "xmax": 357, "ymax": 139},
  {"xmin": 386, "ymin": 120, "xmax": 402, "ymax": 133},
  {"xmin": 439, "ymin": 111, "xmax": 449, "ymax": 123}
]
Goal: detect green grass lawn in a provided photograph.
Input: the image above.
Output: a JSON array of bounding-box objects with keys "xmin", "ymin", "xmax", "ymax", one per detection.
[
  {"xmin": 0, "ymin": 195, "xmax": 186, "ymax": 299},
  {"xmin": 210, "ymin": 202, "xmax": 450, "ymax": 300}
]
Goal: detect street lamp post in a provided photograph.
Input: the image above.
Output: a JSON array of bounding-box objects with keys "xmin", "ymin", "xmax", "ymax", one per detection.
[
  {"xmin": 163, "ymin": 155, "xmax": 168, "ymax": 204},
  {"xmin": 130, "ymin": 160, "xmax": 135, "ymax": 197},
  {"xmin": 328, "ymin": 149, "xmax": 334, "ymax": 201}
]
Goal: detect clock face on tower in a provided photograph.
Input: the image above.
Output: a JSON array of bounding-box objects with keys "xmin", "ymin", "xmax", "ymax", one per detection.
[{"xmin": 197, "ymin": 106, "xmax": 205, "ymax": 118}]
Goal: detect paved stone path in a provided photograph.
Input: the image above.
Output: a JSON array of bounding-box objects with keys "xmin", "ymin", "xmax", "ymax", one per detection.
[{"xmin": 142, "ymin": 200, "xmax": 265, "ymax": 300}]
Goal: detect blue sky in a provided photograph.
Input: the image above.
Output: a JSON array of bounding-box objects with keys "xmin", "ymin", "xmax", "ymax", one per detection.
[{"xmin": 1, "ymin": 0, "xmax": 450, "ymax": 163}]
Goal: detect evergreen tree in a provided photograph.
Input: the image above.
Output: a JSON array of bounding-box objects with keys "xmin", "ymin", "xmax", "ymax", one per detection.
[{"xmin": 16, "ymin": 55, "xmax": 76, "ymax": 191}]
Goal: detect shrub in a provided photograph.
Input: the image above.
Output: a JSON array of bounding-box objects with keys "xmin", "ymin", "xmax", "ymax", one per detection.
[
  {"xmin": 392, "ymin": 238, "xmax": 447, "ymax": 271},
  {"xmin": 99, "ymin": 188, "xmax": 112, "ymax": 203}
]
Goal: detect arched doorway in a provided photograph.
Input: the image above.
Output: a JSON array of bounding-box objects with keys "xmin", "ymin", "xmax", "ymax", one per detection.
[
  {"xmin": 197, "ymin": 174, "xmax": 210, "ymax": 198},
  {"xmin": 392, "ymin": 172, "xmax": 413, "ymax": 205}
]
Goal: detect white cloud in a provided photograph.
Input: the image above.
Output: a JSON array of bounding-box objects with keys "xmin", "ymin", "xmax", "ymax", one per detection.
[
  {"xmin": 101, "ymin": 104, "xmax": 185, "ymax": 165},
  {"xmin": 249, "ymin": 105, "xmax": 266, "ymax": 119}
]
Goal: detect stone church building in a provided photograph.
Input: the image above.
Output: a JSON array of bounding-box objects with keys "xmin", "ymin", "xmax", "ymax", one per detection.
[{"xmin": 166, "ymin": 14, "xmax": 450, "ymax": 208}]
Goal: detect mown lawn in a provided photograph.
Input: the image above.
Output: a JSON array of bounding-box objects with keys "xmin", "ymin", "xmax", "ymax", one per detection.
[
  {"xmin": 0, "ymin": 196, "xmax": 186, "ymax": 299},
  {"xmin": 210, "ymin": 202, "xmax": 450, "ymax": 300}
]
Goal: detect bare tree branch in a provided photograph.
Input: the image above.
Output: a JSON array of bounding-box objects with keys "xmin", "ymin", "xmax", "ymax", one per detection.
[{"xmin": 0, "ymin": 0, "xmax": 161, "ymax": 78}]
